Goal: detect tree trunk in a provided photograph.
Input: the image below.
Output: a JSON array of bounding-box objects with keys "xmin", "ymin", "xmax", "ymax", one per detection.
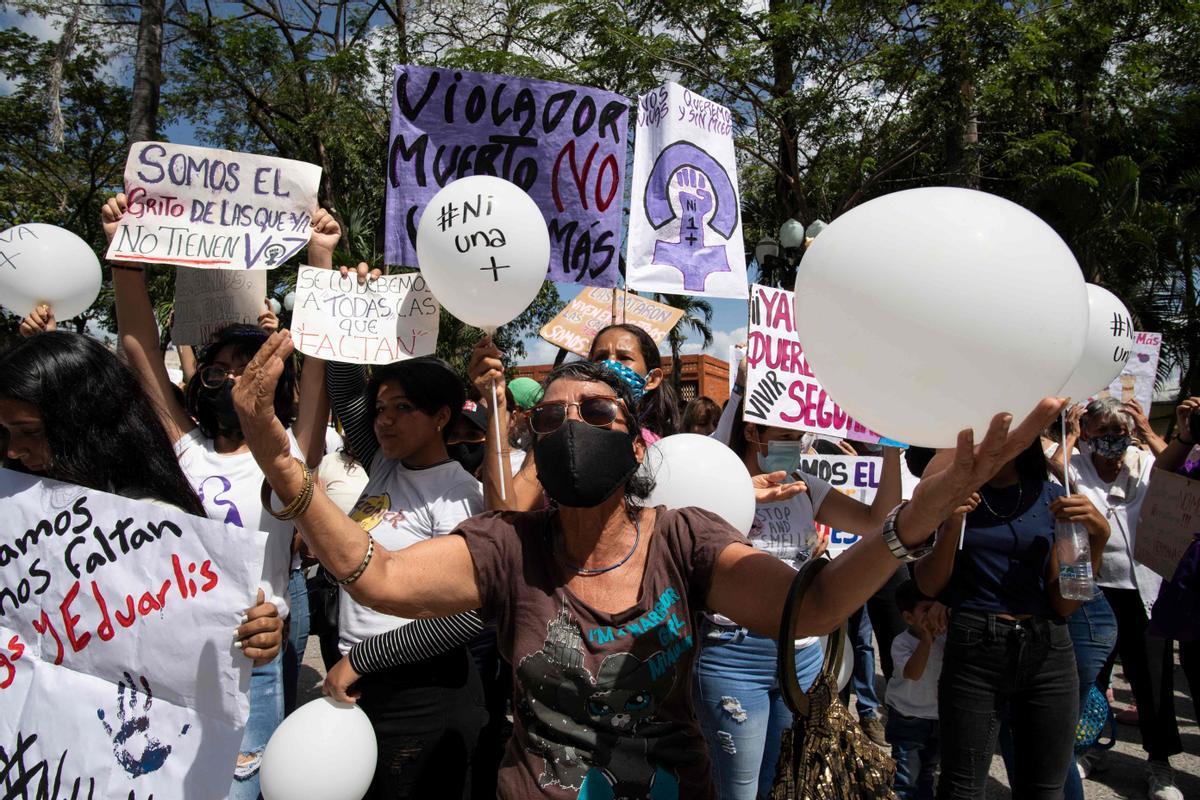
[
  {"xmin": 128, "ymin": 0, "xmax": 164, "ymax": 143},
  {"xmin": 48, "ymin": 3, "xmax": 83, "ymax": 151}
]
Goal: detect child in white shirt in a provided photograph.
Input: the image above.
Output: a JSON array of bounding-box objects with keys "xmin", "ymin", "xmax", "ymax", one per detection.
[{"xmin": 885, "ymin": 581, "xmax": 945, "ymax": 800}]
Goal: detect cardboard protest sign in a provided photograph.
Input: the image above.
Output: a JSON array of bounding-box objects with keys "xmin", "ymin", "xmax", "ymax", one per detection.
[
  {"xmin": 1134, "ymin": 469, "xmax": 1200, "ymax": 579},
  {"xmin": 106, "ymin": 142, "xmax": 321, "ymax": 270},
  {"xmin": 802, "ymin": 455, "xmax": 920, "ymax": 555},
  {"xmin": 291, "ymin": 266, "xmax": 439, "ymax": 364},
  {"xmin": 1105, "ymin": 331, "xmax": 1161, "ymax": 411},
  {"xmin": 0, "ymin": 469, "xmax": 266, "ymax": 799},
  {"xmin": 537, "ymin": 287, "xmax": 684, "ymax": 357},
  {"xmin": 744, "ymin": 284, "xmax": 881, "ymax": 442},
  {"xmin": 626, "ymin": 82, "xmax": 748, "ymax": 298},
  {"xmin": 385, "ymin": 65, "xmax": 628, "ymax": 286},
  {"xmin": 171, "ymin": 267, "xmax": 268, "ymax": 346}
]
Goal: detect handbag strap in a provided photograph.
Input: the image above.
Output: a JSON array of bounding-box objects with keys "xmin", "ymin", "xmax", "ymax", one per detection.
[{"xmin": 777, "ymin": 557, "xmax": 845, "ymax": 718}]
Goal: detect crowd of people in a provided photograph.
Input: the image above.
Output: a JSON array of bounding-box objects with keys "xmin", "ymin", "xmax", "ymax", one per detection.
[{"xmin": 1, "ymin": 194, "xmax": 1198, "ymax": 800}]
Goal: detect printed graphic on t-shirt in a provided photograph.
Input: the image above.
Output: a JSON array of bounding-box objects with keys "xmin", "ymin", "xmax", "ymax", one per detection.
[
  {"xmin": 195, "ymin": 474, "xmax": 244, "ymax": 526},
  {"xmin": 753, "ymin": 502, "xmax": 817, "ymax": 562},
  {"xmin": 350, "ymin": 493, "xmax": 405, "ymax": 531},
  {"xmin": 515, "ymin": 591, "xmax": 695, "ymax": 799}
]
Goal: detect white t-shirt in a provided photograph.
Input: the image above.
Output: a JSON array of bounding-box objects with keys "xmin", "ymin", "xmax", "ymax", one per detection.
[
  {"xmin": 175, "ymin": 427, "xmax": 300, "ymax": 619},
  {"xmin": 708, "ymin": 471, "xmax": 832, "ymax": 649},
  {"xmin": 1061, "ymin": 441, "xmax": 1160, "ymax": 609},
  {"xmin": 885, "ymin": 630, "xmax": 943, "ymax": 720},
  {"xmin": 324, "ymin": 425, "xmax": 345, "ymax": 457},
  {"xmin": 338, "ymin": 454, "xmax": 484, "ymax": 653},
  {"xmin": 319, "ymin": 450, "xmax": 369, "ymax": 515}
]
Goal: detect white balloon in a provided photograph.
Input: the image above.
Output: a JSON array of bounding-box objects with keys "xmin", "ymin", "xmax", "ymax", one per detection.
[
  {"xmin": 0, "ymin": 223, "xmax": 102, "ymax": 320},
  {"xmin": 283, "ymin": 291, "xmax": 296, "ymax": 311},
  {"xmin": 818, "ymin": 630, "xmax": 854, "ymax": 692},
  {"xmin": 260, "ymin": 697, "xmax": 377, "ymax": 800},
  {"xmin": 794, "ymin": 188, "xmax": 1088, "ymax": 447},
  {"xmin": 644, "ymin": 434, "xmax": 755, "ymax": 534},
  {"xmin": 416, "ymin": 175, "xmax": 548, "ymax": 331},
  {"xmin": 269, "ymin": 298, "xmax": 282, "ymax": 315},
  {"xmin": 1058, "ymin": 284, "xmax": 1134, "ymax": 402}
]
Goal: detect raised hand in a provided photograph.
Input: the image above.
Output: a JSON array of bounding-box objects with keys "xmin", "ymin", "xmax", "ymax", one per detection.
[
  {"xmin": 308, "ymin": 208, "xmax": 342, "ymax": 255},
  {"xmin": 751, "ymin": 470, "xmax": 807, "ymax": 504},
  {"xmin": 18, "ymin": 304, "xmax": 55, "ymax": 337},
  {"xmin": 258, "ymin": 299, "xmax": 280, "ymax": 333},
  {"xmin": 231, "ymin": 329, "xmax": 295, "ymax": 474},
  {"xmin": 468, "ymin": 334, "xmax": 505, "ymax": 410},
  {"xmin": 100, "ymin": 193, "xmax": 129, "ymax": 245},
  {"xmin": 97, "ymin": 672, "xmax": 189, "ymax": 777},
  {"xmin": 338, "ymin": 261, "xmax": 382, "ymax": 285}
]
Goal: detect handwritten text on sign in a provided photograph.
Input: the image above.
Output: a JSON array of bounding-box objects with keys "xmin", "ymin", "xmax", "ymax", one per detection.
[
  {"xmin": 1134, "ymin": 469, "xmax": 1200, "ymax": 580},
  {"xmin": 106, "ymin": 141, "xmax": 321, "ymax": 269},
  {"xmin": 803, "ymin": 456, "xmax": 920, "ymax": 555},
  {"xmin": 171, "ymin": 267, "xmax": 267, "ymax": 346},
  {"xmin": 385, "ymin": 65, "xmax": 628, "ymax": 286},
  {"xmin": 1106, "ymin": 331, "xmax": 1161, "ymax": 412},
  {"xmin": 0, "ymin": 469, "xmax": 266, "ymax": 798},
  {"xmin": 626, "ymin": 82, "xmax": 748, "ymax": 299},
  {"xmin": 538, "ymin": 287, "xmax": 685, "ymax": 357},
  {"xmin": 745, "ymin": 284, "xmax": 880, "ymax": 442},
  {"xmin": 292, "ymin": 266, "xmax": 439, "ymax": 364}
]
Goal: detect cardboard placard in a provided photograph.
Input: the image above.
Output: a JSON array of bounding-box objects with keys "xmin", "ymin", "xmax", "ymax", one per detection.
[
  {"xmin": 537, "ymin": 287, "xmax": 684, "ymax": 357},
  {"xmin": 1134, "ymin": 469, "xmax": 1200, "ymax": 579}
]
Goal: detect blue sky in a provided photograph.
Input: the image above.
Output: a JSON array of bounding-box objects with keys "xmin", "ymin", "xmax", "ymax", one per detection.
[{"xmin": 1, "ymin": 7, "xmax": 753, "ymax": 365}]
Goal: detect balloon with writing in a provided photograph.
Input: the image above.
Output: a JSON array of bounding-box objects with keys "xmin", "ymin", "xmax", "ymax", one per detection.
[
  {"xmin": 1058, "ymin": 284, "xmax": 1134, "ymax": 402},
  {"xmin": 793, "ymin": 187, "xmax": 1088, "ymax": 447},
  {"xmin": 0, "ymin": 223, "xmax": 102, "ymax": 320},
  {"xmin": 260, "ymin": 697, "xmax": 377, "ymax": 800},
  {"xmin": 416, "ymin": 175, "xmax": 549, "ymax": 331}
]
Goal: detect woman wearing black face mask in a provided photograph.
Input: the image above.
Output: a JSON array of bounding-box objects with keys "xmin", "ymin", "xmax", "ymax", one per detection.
[
  {"xmin": 1052, "ymin": 398, "xmax": 1185, "ymax": 799},
  {"xmin": 234, "ymin": 330, "xmax": 1066, "ymax": 800}
]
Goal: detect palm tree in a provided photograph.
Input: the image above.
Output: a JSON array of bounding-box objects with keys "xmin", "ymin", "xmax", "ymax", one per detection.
[{"xmin": 652, "ymin": 292, "xmax": 714, "ymax": 396}]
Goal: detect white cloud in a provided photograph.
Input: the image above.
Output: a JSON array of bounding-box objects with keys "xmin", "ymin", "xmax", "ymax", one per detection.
[
  {"xmin": 681, "ymin": 325, "xmax": 746, "ymax": 359},
  {"xmin": 515, "ymin": 335, "xmax": 562, "ymax": 366}
]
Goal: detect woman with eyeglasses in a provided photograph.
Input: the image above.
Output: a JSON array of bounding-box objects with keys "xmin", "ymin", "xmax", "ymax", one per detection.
[
  {"xmin": 234, "ymin": 327, "xmax": 1064, "ymax": 800},
  {"xmin": 103, "ymin": 193, "xmax": 338, "ymax": 799}
]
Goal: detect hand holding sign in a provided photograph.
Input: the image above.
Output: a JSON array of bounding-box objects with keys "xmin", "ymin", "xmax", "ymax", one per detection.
[
  {"xmin": 0, "ymin": 223, "xmax": 102, "ymax": 321},
  {"xmin": 1058, "ymin": 284, "xmax": 1134, "ymax": 401}
]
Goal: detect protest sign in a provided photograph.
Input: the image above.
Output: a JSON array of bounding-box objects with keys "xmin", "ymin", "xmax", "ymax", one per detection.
[
  {"xmin": 801, "ymin": 455, "xmax": 920, "ymax": 555},
  {"xmin": 0, "ymin": 468, "xmax": 266, "ymax": 799},
  {"xmin": 537, "ymin": 287, "xmax": 684, "ymax": 357},
  {"xmin": 106, "ymin": 142, "xmax": 321, "ymax": 270},
  {"xmin": 1134, "ymin": 469, "xmax": 1200, "ymax": 580},
  {"xmin": 744, "ymin": 283, "xmax": 882, "ymax": 442},
  {"xmin": 1105, "ymin": 331, "xmax": 1161, "ymax": 411},
  {"xmin": 384, "ymin": 65, "xmax": 628, "ymax": 286},
  {"xmin": 291, "ymin": 266, "xmax": 439, "ymax": 365},
  {"xmin": 626, "ymin": 82, "xmax": 748, "ymax": 298},
  {"xmin": 171, "ymin": 267, "xmax": 268, "ymax": 346}
]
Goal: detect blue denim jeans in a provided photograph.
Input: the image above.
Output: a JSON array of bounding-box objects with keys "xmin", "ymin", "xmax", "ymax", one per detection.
[
  {"xmin": 843, "ymin": 605, "xmax": 881, "ymax": 719},
  {"xmin": 886, "ymin": 709, "xmax": 939, "ymax": 800},
  {"xmin": 694, "ymin": 624, "xmax": 824, "ymax": 800},
  {"xmin": 230, "ymin": 651, "xmax": 284, "ymax": 799},
  {"xmin": 282, "ymin": 567, "xmax": 311, "ymax": 715},
  {"xmin": 1064, "ymin": 594, "xmax": 1117, "ymax": 800}
]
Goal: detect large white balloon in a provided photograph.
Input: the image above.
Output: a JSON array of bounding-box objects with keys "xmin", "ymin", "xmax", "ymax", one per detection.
[
  {"xmin": 1058, "ymin": 284, "xmax": 1134, "ymax": 402},
  {"xmin": 0, "ymin": 223, "xmax": 102, "ymax": 320},
  {"xmin": 416, "ymin": 175, "xmax": 548, "ymax": 331},
  {"xmin": 819, "ymin": 630, "xmax": 854, "ymax": 692},
  {"xmin": 260, "ymin": 697, "xmax": 377, "ymax": 800},
  {"xmin": 793, "ymin": 188, "xmax": 1088, "ymax": 447},
  {"xmin": 644, "ymin": 434, "xmax": 755, "ymax": 534}
]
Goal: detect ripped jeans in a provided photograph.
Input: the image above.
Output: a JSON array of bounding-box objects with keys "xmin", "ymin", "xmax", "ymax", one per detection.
[
  {"xmin": 229, "ymin": 652, "xmax": 284, "ymax": 800},
  {"xmin": 693, "ymin": 623, "xmax": 824, "ymax": 800}
]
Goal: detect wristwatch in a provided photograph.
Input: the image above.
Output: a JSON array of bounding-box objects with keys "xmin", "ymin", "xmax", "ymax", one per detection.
[{"xmin": 882, "ymin": 501, "xmax": 935, "ymax": 562}]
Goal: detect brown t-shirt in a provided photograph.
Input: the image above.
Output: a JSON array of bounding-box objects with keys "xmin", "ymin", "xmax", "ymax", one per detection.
[{"xmin": 456, "ymin": 505, "xmax": 749, "ymax": 799}]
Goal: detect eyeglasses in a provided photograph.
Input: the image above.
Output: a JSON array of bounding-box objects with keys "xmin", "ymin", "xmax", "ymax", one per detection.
[
  {"xmin": 527, "ymin": 396, "xmax": 627, "ymax": 435},
  {"xmin": 199, "ymin": 365, "xmax": 243, "ymax": 389}
]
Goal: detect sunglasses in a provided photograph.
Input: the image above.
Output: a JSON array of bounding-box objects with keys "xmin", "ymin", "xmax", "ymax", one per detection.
[
  {"xmin": 527, "ymin": 396, "xmax": 628, "ymax": 435},
  {"xmin": 199, "ymin": 365, "xmax": 243, "ymax": 389}
]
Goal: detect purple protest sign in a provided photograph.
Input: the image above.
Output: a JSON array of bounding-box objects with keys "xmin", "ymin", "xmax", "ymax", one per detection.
[{"xmin": 384, "ymin": 65, "xmax": 629, "ymax": 287}]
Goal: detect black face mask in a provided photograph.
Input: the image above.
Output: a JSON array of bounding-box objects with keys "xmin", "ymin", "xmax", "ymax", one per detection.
[
  {"xmin": 448, "ymin": 441, "xmax": 486, "ymax": 475},
  {"xmin": 534, "ymin": 420, "xmax": 639, "ymax": 508},
  {"xmin": 196, "ymin": 380, "xmax": 242, "ymax": 436}
]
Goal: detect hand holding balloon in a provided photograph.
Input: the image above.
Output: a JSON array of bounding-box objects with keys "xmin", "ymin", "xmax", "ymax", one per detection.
[{"xmin": 0, "ymin": 223, "xmax": 103, "ymax": 321}]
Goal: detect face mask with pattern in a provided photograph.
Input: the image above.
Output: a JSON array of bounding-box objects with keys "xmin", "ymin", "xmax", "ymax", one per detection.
[
  {"xmin": 1090, "ymin": 433, "xmax": 1131, "ymax": 461},
  {"xmin": 599, "ymin": 359, "xmax": 647, "ymax": 403}
]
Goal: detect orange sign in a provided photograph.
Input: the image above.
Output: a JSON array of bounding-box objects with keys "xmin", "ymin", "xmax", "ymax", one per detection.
[{"xmin": 538, "ymin": 288, "xmax": 685, "ymax": 356}]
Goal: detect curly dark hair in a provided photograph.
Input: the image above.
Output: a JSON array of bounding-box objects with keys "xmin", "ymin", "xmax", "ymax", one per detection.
[{"xmin": 0, "ymin": 331, "xmax": 204, "ymax": 515}]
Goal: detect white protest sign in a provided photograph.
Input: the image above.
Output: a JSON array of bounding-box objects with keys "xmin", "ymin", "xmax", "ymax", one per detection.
[
  {"xmin": 1134, "ymin": 469, "xmax": 1200, "ymax": 580},
  {"xmin": 802, "ymin": 455, "xmax": 920, "ymax": 555},
  {"xmin": 744, "ymin": 284, "xmax": 885, "ymax": 443},
  {"xmin": 1106, "ymin": 331, "xmax": 1161, "ymax": 411},
  {"xmin": 0, "ymin": 469, "xmax": 266, "ymax": 799},
  {"xmin": 171, "ymin": 267, "xmax": 268, "ymax": 346},
  {"xmin": 626, "ymin": 82, "xmax": 748, "ymax": 299},
  {"xmin": 106, "ymin": 142, "xmax": 321, "ymax": 270},
  {"xmin": 291, "ymin": 266, "xmax": 439, "ymax": 364}
]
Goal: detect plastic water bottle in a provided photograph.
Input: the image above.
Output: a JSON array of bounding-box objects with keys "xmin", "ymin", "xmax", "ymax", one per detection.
[{"xmin": 1056, "ymin": 521, "xmax": 1095, "ymax": 600}]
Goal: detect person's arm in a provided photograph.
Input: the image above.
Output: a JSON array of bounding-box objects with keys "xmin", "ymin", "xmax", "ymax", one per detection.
[
  {"xmin": 104, "ymin": 194, "xmax": 195, "ymax": 442},
  {"xmin": 1047, "ymin": 404, "xmax": 1082, "ymax": 486},
  {"xmin": 178, "ymin": 344, "xmax": 197, "ymax": 383},
  {"xmin": 1154, "ymin": 397, "xmax": 1199, "ymax": 474},
  {"xmin": 815, "ymin": 446, "xmax": 902, "ymax": 533},
  {"xmin": 469, "ymin": 334, "xmax": 543, "ymax": 511},
  {"xmin": 707, "ymin": 399, "xmax": 1067, "ymax": 637},
  {"xmin": 711, "ymin": 351, "xmax": 747, "ymax": 446},
  {"xmin": 902, "ymin": 632, "xmax": 933, "ymax": 681},
  {"xmin": 1125, "ymin": 399, "xmax": 1167, "ymax": 456},
  {"xmin": 912, "ymin": 494, "xmax": 978, "ymax": 598},
  {"xmin": 1045, "ymin": 494, "xmax": 1110, "ymax": 617},
  {"xmin": 289, "ymin": 209, "xmax": 341, "ymax": 467}
]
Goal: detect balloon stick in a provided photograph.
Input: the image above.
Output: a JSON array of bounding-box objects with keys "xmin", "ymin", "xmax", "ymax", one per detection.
[
  {"xmin": 1061, "ymin": 409, "xmax": 1071, "ymax": 496},
  {"xmin": 483, "ymin": 326, "xmax": 506, "ymax": 502},
  {"xmin": 958, "ymin": 514, "xmax": 966, "ymax": 551}
]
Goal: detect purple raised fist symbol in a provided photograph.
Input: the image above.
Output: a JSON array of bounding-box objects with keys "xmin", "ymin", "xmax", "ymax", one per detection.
[
  {"xmin": 644, "ymin": 142, "xmax": 738, "ymax": 291},
  {"xmin": 97, "ymin": 672, "xmax": 190, "ymax": 777}
]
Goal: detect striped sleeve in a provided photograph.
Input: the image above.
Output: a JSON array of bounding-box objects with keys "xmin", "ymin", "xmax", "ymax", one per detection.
[
  {"xmin": 348, "ymin": 610, "xmax": 486, "ymax": 673},
  {"xmin": 326, "ymin": 361, "xmax": 378, "ymax": 472}
]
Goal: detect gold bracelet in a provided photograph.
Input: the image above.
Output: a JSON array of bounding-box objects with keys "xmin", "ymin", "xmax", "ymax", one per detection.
[
  {"xmin": 261, "ymin": 458, "xmax": 314, "ymax": 520},
  {"xmin": 337, "ymin": 535, "xmax": 375, "ymax": 585}
]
